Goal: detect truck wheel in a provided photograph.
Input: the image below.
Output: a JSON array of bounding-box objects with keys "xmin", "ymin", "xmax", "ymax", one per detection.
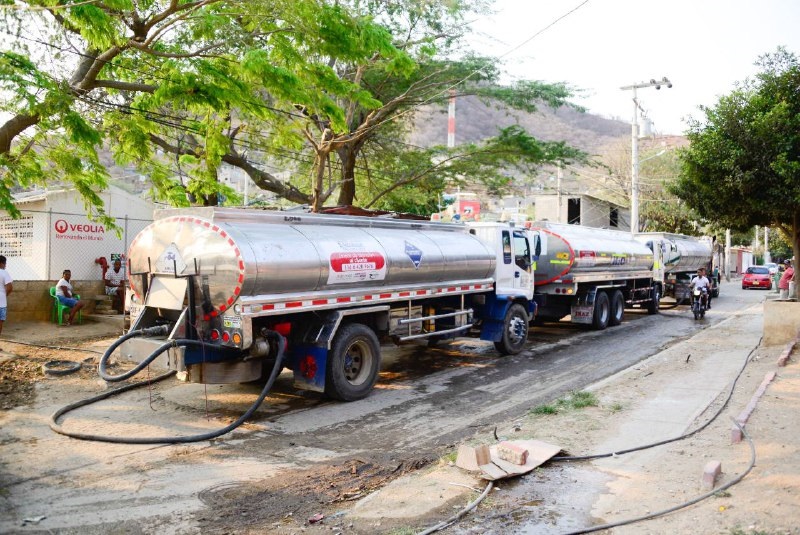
[
  {"xmin": 494, "ymin": 303, "xmax": 529, "ymax": 355},
  {"xmin": 646, "ymin": 286, "xmax": 661, "ymax": 315},
  {"xmin": 325, "ymin": 323, "xmax": 381, "ymax": 401},
  {"xmin": 609, "ymin": 290, "xmax": 624, "ymax": 326},
  {"xmin": 592, "ymin": 292, "xmax": 610, "ymax": 330}
]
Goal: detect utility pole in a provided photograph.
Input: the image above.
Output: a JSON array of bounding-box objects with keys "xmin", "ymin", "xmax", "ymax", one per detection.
[
  {"xmin": 725, "ymin": 229, "xmax": 731, "ymax": 281},
  {"xmin": 764, "ymin": 227, "xmax": 771, "ymax": 263},
  {"xmin": 620, "ymin": 77, "xmax": 672, "ymax": 234}
]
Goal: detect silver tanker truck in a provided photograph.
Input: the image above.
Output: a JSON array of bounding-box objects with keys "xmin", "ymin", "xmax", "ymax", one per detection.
[
  {"xmin": 121, "ymin": 208, "xmax": 537, "ymax": 401},
  {"xmin": 634, "ymin": 232, "xmax": 714, "ymax": 302},
  {"xmin": 525, "ymin": 222, "xmax": 662, "ymax": 328}
]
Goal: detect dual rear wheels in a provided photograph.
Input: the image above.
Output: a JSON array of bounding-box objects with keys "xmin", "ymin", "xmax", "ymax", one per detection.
[{"xmin": 592, "ymin": 290, "xmax": 625, "ymax": 330}]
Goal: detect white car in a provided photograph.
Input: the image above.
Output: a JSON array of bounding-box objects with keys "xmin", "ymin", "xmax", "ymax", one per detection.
[{"xmin": 763, "ymin": 262, "xmax": 779, "ymax": 275}]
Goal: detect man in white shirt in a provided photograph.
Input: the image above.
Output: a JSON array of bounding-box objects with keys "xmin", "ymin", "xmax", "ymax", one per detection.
[
  {"xmin": 104, "ymin": 259, "xmax": 126, "ymax": 313},
  {"xmin": 690, "ymin": 267, "xmax": 711, "ymax": 309},
  {"xmin": 0, "ymin": 255, "xmax": 13, "ymax": 338},
  {"xmin": 56, "ymin": 269, "xmax": 86, "ymax": 325}
]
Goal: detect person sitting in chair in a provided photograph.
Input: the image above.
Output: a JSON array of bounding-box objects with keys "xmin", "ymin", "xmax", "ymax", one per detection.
[
  {"xmin": 104, "ymin": 259, "xmax": 126, "ymax": 313},
  {"xmin": 56, "ymin": 269, "xmax": 86, "ymax": 325}
]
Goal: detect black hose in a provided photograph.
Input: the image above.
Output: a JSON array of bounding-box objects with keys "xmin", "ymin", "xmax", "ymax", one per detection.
[
  {"xmin": 49, "ymin": 332, "xmax": 285, "ymax": 444},
  {"xmin": 96, "ymin": 325, "xmax": 170, "ymax": 382},
  {"xmin": 551, "ymin": 336, "xmax": 760, "ymax": 462},
  {"xmin": 561, "ymin": 419, "xmax": 757, "ymax": 534},
  {"xmin": 42, "ymin": 360, "xmax": 83, "ymax": 376}
]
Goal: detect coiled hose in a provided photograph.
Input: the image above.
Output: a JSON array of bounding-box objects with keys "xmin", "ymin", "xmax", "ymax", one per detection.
[{"xmin": 50, "ymin": 329, "xmax": 285, "ymax": 444}]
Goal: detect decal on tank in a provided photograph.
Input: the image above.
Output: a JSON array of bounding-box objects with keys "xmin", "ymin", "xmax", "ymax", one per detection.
[{"xmin": 405, "ymin": 241, "xmax": 423, "ymax": 269}]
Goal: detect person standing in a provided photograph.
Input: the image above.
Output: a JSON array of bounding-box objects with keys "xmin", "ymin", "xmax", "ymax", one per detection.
[
  {"xmin": 104, "ymin": 259, "xmax": 126, "ymax": 313},
  {"xmin": 779, "ymin": 259, "xmax": 795, "ymax": 299},
  {"xmin": 56, "ymin": 269, "xmax": 86, "ymax": 325},
  {"xmin": 0, "ymin": 255, "xmax": 13, "ymax": 338}
]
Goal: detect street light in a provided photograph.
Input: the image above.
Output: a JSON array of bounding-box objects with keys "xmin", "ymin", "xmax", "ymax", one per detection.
[{"xmin": 620, "ymin": 77, "xmax": 672, "ymax": 234}]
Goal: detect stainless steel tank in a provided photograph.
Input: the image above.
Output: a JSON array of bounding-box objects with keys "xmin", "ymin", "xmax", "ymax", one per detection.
[
  {"xmin": 128, "ymin": 208, "xmax": 496, "ymax": 313},
  {"xmin": 635, "ymin": 232, "xmax": 712, "ymax": 274},
  {"xmin": 530, "ymin": 222, "xmax": 655, "ymax": 286}
]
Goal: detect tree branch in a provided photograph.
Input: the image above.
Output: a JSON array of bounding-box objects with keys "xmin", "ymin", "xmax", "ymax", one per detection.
[
  {"xmin": 0, "ymin": 113, "xmax": 40, "ymax": 154},
  {"xmin": 93, "ymin": 80, "xmax": 158, "ymax": 93}
]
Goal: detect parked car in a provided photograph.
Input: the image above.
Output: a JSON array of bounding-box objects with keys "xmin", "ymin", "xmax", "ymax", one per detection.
[
  {"xmin": 764, "ymin": 262, "xmax": 779, "ymax": 275},
  {"xmin": 742, "ymin": 266, "xmax": 773, "ymax": 290}
]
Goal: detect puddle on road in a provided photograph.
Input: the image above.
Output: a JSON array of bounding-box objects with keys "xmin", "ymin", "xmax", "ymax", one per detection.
[{"xmin": 451, "ymin": 463, "xmax": 611, "ymax": 534}]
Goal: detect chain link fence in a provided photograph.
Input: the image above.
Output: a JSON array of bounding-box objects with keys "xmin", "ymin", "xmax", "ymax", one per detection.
[{"xmin": 0, "ymin": 209, "xmax": 152, "ymax": 281}]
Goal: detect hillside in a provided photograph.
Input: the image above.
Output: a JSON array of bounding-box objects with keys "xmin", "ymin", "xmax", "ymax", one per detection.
[{"xmin": 409, "ymin": 95, "xmax": 631, "ymax": 154}]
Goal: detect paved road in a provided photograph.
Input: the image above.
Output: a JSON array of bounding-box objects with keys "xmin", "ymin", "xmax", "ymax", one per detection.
[{"xmin": 0, "ymin": 281, "xmax": 768, "ymax": 533}]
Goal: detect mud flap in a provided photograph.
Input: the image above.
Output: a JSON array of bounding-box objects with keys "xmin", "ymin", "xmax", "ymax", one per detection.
[
  {"xmin": 478, "ymin": 295, "xmax": 535, "ymax": 343},
  {"xmin": 289, "ymin": 344, "xmax": 328, "ymax": 392}
]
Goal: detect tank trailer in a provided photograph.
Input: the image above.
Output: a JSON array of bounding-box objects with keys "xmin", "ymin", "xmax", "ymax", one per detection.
[{"xmin": 122, "ymin": 208, "xmax": 538, "ymax": 401}]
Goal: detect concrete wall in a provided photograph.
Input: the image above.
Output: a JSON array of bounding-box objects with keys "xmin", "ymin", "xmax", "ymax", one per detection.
[
  {"xmin": 763, "ymin": 300, "xmax": 800, "ymax": 346},
  {"xmin": 7, "ymin": 280, "xmax": 105, "ymax": 322}
]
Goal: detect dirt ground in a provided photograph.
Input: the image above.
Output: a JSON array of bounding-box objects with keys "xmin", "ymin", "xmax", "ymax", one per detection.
[{"xmin": 1, "ymin": 305, "xmax": 799, "ymax": 534}]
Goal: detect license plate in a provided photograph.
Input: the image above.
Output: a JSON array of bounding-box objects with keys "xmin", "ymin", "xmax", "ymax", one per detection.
[{"xmin": 753, "ymin": 281, "xmax": 759, "ymax": 285}]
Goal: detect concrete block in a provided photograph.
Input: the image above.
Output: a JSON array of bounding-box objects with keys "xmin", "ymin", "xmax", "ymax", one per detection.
[
  {"xmin": 455, "ymin": 444, "xmax": 491, "ymax": 472},
  {"xmin": 497, "ymin": 441, "xmax": 529, "ymax": 465},
  {"xmin": 763, "ymin": 300, "xmax": 800, "ymax": 346},
  {"xmin": 701, "ymin": 460, "xmax": 722, "ymax": 490},
  {"xmin": 778, "ymin": 339, "xmax": 796, "ymax": 367}
]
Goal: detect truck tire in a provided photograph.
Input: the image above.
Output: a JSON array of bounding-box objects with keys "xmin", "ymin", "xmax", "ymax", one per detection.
[
  {"xmin": 646, "ymin": 286, "xmax": 661, "ymax": 315},
  {"xmin": 592, "ymin": 292, "xmax": 610, "ymax": 330},
  {"xmin": 325, "ymin": 323, "xmax": 381, "ymax": 401},
  {"xmin": 494, "ymin": 303, "xmax": 529, "ymax": 355},
  {"xmin": 609, "ymin": 290, "xmax": 624, "ymax": 326}
]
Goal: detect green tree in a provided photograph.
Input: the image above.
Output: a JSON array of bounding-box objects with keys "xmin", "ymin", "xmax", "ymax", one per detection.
[
  {"xmin": 0, "ymin": 0, "xmax": 408, "ymax": 219},
  {"xmin": 673, "ymin": 47, "xmax": 800, "ymax": 291}
]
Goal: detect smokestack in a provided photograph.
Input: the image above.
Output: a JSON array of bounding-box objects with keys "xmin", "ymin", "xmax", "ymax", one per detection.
[{"xmin": 447, "ymin": 88, "xmax": 456, "ymax": 148}]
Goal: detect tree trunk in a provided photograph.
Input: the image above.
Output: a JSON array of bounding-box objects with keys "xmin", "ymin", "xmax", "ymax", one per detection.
[
  {"xmin": 312, "ymin": 148, "xmax": 330, "ymax": 213},
  {"xmin": 336, "ymin": 146, "xmax": 357, "ymax": 206}
]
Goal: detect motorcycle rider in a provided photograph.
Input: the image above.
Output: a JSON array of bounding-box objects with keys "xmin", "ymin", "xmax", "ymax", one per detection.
[{"xmin": 690, "ymin": 267, "xmax": 711, "ymax": 309}]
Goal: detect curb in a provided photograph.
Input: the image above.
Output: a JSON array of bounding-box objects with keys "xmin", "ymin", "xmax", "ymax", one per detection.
[{"xmin": 777, "ymin": 328, "xmax": 799, "ymax": 367}]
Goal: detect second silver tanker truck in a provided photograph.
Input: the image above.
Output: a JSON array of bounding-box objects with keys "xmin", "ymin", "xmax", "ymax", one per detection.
[{"xmin": 524, "ymin": 222, "xmax": 662, "ymax": 329}]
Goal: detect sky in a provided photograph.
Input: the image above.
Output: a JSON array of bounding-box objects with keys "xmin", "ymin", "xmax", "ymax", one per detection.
[{"xmin": 468, "ymin": 0, "xmax": 800, "ymax": 135}]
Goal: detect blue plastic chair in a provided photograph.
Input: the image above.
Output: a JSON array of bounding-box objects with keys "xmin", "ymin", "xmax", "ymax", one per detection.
[{"xmin": 49, "ymin": 287, "xmax": 81, "ymax": 325}]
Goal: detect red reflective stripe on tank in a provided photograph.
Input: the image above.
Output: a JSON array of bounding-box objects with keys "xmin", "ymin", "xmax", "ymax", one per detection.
[
  {"xmin": 398, "ymin": 291, "xmax": 410, "ymax": 297},
  {"xmin": 234, "ymin": 248, "xmax": 240, "ymax": 257},
  {"xmin": 228, "ymin": 238, "xmax": 234, "ymax": 246},
  {"xmin": 210, "ymin": 310, "xmax": 218, "ymax": 317},
  {"xmin": 461, "ymin": 285, "xmax": 470, "ymax": 290},
  {"xmin": 285, "ymin": 302, "xmax": 303, "ymax": 308},
  {"xmin": 262, "ymin": 304, "xmax": 275, "ymax": 310},
  {"xmin": 312, "ymin": 299, "xmax": 328, "ymax": 306},
  {"xmin": 234, "ymin": 287, "xmax": 241, "ymax": 295},
  {"xmin": 416, "ymin": 290, "xmax": 427, "ymax": 295},
  {"xmin": 238, "ymin": 274, "xmax": 244, "ymax": 284},
  {"xmin": 448, "ymin": 287, "xmax": 456, "ymax": 292},
  {"xmin": 219, "ymin": 230, "xmax": 227, "ymax": 238},
  {"xmin": 337, "ymin": 297, "xmax": 351, "ymax": 303},
  {"xmin": 203, "ymin": 314, "xmax": 210, "ymax": 321},
  {"xmin": 379, "ymin": 293, "xmax": 392, "ymax": 298},
  {"xmin": 227, "ymin": 297, "xmax": 234, "ymax": 306},
  {"xmin": 204, "ymin": 222, "xmax": 210, "ymax": 228},
  {"xmin": 363, "ymin": 295, "xmax": 373, "ymax": 300},
  {"xmin": 219, "ymin": 304, "xmax": 227, "ymax": 312},
  {"xmin": 238, "ymin": 260, "xmax": 245, "ymax": 271}
]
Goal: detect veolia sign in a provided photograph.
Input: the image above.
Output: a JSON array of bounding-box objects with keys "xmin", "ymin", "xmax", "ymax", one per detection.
[{"xmin": 53, "ymin": 219, "xmax": 106, "ymax": 241}]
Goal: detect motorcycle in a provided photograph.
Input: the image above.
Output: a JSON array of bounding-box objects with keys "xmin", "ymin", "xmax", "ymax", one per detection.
[{"xmin": 691, "ymin": 287, "xmax": 708, "ymax": 320}]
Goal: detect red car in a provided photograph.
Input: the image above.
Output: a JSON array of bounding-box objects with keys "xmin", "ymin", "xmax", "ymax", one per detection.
[{"xmin": 742, "ymin": 266, "xmax": 772, "ymax": 290}]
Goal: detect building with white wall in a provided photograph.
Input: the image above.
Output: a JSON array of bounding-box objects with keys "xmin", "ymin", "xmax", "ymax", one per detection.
[
  {"xmin": 532, "ymin": 193, "xmax": 630, "ymax": 231},
  {"xmin": 0, "ymin": 186, "xmax": 155, "ymax": 280}
]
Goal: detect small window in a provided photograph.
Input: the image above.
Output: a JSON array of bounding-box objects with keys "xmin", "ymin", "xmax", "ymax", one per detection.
[
  {"xmin": 513, "ymin": 231, "xmax": 531, "ymax": 271},
  {"xmin": 502, "ymin": 231, "xmax": 512, "ymax": 264}
]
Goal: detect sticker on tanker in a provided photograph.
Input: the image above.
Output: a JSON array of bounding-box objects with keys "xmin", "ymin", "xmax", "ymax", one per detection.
[
  {"xmin": 155, "ymin": 243, "xmax": 187, "ymax": 274},
  {"xmin": 327, "ymin": 251, "xmax": 387, "ymax": 284}
]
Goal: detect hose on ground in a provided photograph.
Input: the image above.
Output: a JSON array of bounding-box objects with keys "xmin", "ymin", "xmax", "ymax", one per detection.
[
  {"xmin": 561, "ymin": 418, "xmax": 756, "ymax": 534},
  {"xmin": 552, "ymin": 336, "xmax": 761, "ymax": 462},
  {"xmin": 416, "ymin": 480, "xmax": 494, "ymax": 535},
  {"xmin": 42, "ymin": 360, "xmax": 83, "ymax": 376},
  {"xmin": 97, "ymin": 325, "xmax": 170, "ymax": 382},
  {"xmin": 49, "ymin": 331, "xmax": 285, "ymax": 444}
]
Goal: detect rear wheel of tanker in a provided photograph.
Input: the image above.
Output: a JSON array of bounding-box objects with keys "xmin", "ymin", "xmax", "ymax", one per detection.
[
  {"xmin": 325, "ymin": 323, "xmax": 381, "ymax": 401},
  {"xmin": 592, "ymin": 292, "xmax": 610, "ymax": 330},
  {"xmin": 494, "ymin": 303, "xmax": 529, "ymax": 355},
  {"xmin": 609, "ymin": 290, "xmax": 624, "ymax": 326},
  {"xmin": 646, "ymin": 286, "xmax": 661, "ymax": 315}
]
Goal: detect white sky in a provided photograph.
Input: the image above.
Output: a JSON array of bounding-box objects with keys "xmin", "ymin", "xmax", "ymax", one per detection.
[{"xmin": 468, "ymin": 0, "xmax": 800, "ymax": 135}]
